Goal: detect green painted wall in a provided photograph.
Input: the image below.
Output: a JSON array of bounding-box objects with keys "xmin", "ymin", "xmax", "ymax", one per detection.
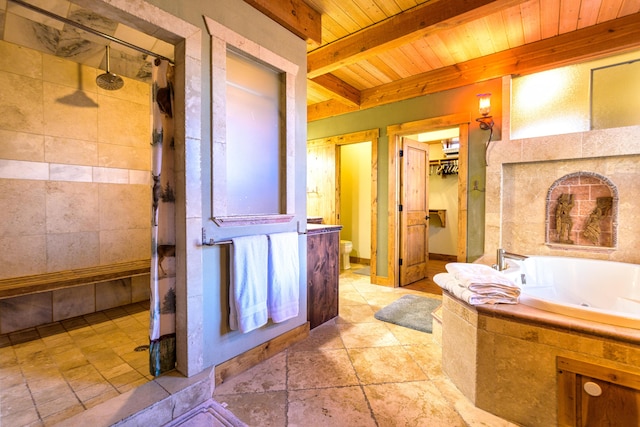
[{"xmin": 308, "ymin": 79, "xmax": 503, "ymax": 275}]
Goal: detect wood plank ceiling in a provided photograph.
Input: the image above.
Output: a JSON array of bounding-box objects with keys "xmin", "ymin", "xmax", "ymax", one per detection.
[{"xmin": 298, "ymin": 0, "xmax": 640, "ymax": 121}]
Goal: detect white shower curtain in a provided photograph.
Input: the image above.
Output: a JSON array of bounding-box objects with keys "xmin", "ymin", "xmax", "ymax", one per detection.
[{"xmin": 149, "ymin": 58, "xmax": 176, "ymax": 376}]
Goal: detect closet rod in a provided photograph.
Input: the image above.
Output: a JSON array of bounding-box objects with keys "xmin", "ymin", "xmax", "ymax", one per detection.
[{"xmin": 8, "ymin": 0, "xmax": 174, "ymax": 64}]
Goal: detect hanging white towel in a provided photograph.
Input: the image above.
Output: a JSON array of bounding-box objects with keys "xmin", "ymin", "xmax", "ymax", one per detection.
[
  {"xmin": 229, "ymin": 235, "xmax": 269, "ymax": 333},
  {"xmin": 267, "ymin": 232, "xmax": 300, "ymax": 323}
]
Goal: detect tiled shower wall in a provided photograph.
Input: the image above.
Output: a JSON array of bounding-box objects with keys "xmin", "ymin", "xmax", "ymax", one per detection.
[
  {"xmin": 0, "ymin": 40, "xmax": 152, "ymax": 332},
  {"xmin": 0, "ymin": 39, "xmax": 151, "ymax": 279}
]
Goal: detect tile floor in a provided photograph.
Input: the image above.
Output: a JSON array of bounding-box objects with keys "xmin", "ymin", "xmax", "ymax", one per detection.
[
  {"xmin": 0, "ymin": 302, "xmax": 152, "ymax": 426},
  {"xmin": 0, "ymin": 261, "xmax": 517, "ymax": 426},
  {"xmin": 213, "ymin": 263, "xmax": 517, "ymax": 426}
]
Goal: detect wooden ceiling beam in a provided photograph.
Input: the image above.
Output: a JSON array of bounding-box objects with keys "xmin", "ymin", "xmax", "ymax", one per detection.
[
  {"xmin": 308, "ymin": 12, "xmax": 640, "ymax": 121},
  {"xmin": 243, "ymin": 0, "xmax": 322, "ymax": 45},
  {"xmin": 309, "ymin": 74, "xmax": 361, "ymax": 106},
  {"xmin": 361, "ymin": 12, "xmax": 640, "ymax": 109},
  {"xmin": 308, "ymin": 99, "xmax": 359, "ymax": 122},
  {"xmin": 307, "ymin": 0, "xmax": 526, "ymax": 78}
]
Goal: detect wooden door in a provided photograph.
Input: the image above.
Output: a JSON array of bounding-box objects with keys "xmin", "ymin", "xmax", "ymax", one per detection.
[{"xmin": 399, "ymin": 138, "xmax": 429, "ymax": 286}]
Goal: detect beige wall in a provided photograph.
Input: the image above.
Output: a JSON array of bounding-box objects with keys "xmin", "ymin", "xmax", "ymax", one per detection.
[
  {"xmin": 340, "ymin": 142, "xmax": 372, "ymax": 259},
  {"xmin": 0, "ymin": 40, "xmax": 151, "ymax": 279}
]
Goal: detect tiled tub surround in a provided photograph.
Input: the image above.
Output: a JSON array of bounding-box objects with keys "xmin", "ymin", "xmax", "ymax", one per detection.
[
  {"xmin": 441, "ymin": 292, "xmax": 640, "ymax": 426},
  {"xmin": 469, "ymin": 118, "xmax": 640, "ymax": 425}
]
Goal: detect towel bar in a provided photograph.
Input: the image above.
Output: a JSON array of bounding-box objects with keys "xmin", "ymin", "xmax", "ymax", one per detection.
[{"xmin": 200, "ymin": 228, "xmax": 305, "ymax": 246}]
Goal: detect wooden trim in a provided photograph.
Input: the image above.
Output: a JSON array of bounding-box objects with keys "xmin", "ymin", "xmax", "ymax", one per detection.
[
  {"xmin": 557, "ymin": 356, "xmax": 640, "ymax": 426},
  {"xmin": 214, "ymin": 322, "xmax": 309, "ymax": 385},
  {"xmin": 387, "ymin": 113, "xmax": 471, "ymax": 287},
  {"xmin": 308, "ymin": 129, "xmax": 380, "ymax": 147},
  {"xmin": 0, "ymin": 260, "xmax": 150, "ymax": 299},
  {"xmin": 557, "ymin": 357, "xmax": 640, "ymax": 390},
  {"xmin": 242, "ymin": 0, "xmax": 321, "ymax": 45},
  {"xmin": 428, "ymin": 253, "xmax": 457, "ymax": 262}
]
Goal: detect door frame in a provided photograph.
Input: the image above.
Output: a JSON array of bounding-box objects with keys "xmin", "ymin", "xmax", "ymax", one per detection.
[
  {"xmin": 307, "ymin": 128, "xmax": 380, "ymax": 283},
  {"xmin": 387, "ymin": 113, "xmax": 470, "ymax": 287}
]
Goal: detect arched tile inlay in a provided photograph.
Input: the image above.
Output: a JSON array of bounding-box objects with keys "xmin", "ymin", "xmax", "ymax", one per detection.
[{"xmin": 546, "ymin": 172, "xmax": 618, "ymax": 248}]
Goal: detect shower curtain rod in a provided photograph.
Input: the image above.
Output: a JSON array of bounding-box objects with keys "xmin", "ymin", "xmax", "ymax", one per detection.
[{"xmin": 8, "ymin": 0, "xmax": 174, "ymax": 64}]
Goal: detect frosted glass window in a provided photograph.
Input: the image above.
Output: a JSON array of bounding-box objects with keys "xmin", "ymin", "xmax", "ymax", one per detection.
[
  {"xmin": 511, "ymin": 66, "xmax": 590, "ymax": 139},
  {"xmin": 206, "ymin": 17, "xmax": 298, "ymax": 227},
  {"xmin": 592, "ymin": 60, "xmax": 640, "ymax": 130},
  {"xmin": 226, "ymin": 50, "xmax": 282, "ymax": 215}
]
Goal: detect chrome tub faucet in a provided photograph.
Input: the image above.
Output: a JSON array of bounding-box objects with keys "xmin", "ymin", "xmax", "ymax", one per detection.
[{"xmin": 495, "ymin": 248, "xmax": 528, "ymax": 271}]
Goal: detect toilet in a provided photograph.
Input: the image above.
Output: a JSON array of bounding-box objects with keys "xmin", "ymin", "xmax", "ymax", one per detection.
[{"xmin": 340, "ymin": 240, "xmax": 352, "ymax": 270}]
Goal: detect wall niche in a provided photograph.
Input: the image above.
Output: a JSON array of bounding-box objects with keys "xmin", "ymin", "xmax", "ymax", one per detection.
[{"xmin": 546, "ymin": 171, "xmax": 617, "ymax": 249}]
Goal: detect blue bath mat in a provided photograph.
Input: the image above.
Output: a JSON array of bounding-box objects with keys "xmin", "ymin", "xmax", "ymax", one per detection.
[{"xmin": 374, "ymin": 294, "xmax": 441, "ymax": 333}]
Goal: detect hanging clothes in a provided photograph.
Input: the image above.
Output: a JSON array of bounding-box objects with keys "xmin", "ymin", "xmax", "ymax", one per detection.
[{"xmin": 149, "ymin": 58, "xmax": 176, "ymax": 376}]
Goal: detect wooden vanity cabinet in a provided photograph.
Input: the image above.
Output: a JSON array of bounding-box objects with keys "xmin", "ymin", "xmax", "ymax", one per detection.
[{"xmin": 306, "ymin": 224, "xmax": 341, "ymax": 329}]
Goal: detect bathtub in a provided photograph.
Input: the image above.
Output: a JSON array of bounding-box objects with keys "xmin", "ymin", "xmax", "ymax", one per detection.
[{"xmin": 505, "ymin": 256, "xmax": 640, "ymax": 329}]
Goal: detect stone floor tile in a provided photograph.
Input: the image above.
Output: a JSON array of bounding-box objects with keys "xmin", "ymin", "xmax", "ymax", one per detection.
[
  {"xmin": 348, "ymin": 345, "xmax": 428, "ymax": 384},
  {"xmin": 35, "ymin": 392, "xmax": 81, "ymax": 419},
  {"xmin": 75, "ymin": 381, "xmax": 117, "ymax": 403},
  {"xmin": 215, "ymin": 391, "xmax": 286, "ymax": 426},
  {"xmin": 403, "ymin": 342, "xmax": 448, "ymax": 380},
  {"xmin": 384, "ymin": 321, "xmax": 437, "ymax": 345},
  {"xmin": 337, "ymin": 321, "xmax": 400, "ymax": 348},
  {"xmin": 214, "ymin": 351, "xmax": 287, "ymax": 395},
  {"xmin": 108, "ymin": 369, "xmax": 145, "ymax": 389},
  {"xmin": 287, "ymin": 348, "xmax": 359, "ymax": 390},
  {"xmin": 288, "ymin": 320, "xmax": 344, "ymax": 352},
  {"xmin": 288, "ymin": 386, "xmax": 376, "ymax": 427},
  {"xmin": 1, "ymin": 406, "xmax": 41, "ymax": 427},
  {"xmin": 364, "ymin": 381, "xmax": 467, "ymax": 427},
  {"xmin": 334, "ymin": 303, "xmax": 376, "ymax": 324}
]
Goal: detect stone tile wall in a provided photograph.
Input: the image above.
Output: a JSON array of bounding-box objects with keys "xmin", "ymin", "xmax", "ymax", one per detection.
[
  {"xmin": 0, "ymin": 39, "xmax": 151, "ymax": 279},
  {"xmin": 484, "ymin": 123, "xmax": 640, "ymax": 264},
  {"xmin": 0, "ymin": 274, "xmax": 150, "ymax": 334}
]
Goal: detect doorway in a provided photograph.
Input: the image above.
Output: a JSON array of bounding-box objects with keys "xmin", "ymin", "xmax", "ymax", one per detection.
[
  {"xmin": 306, "ymin": 128, "xmax": 380, "ymax": 282},
  {"xmin": 387, "ymin": 113, "xmax": 470, "ymax": 287},
  {"xmin": 339, "ymin": 142, "xmax": 372, "ymax": 272}
]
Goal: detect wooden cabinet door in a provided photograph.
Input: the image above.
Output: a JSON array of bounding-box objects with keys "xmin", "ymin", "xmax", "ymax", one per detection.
[{"xmin": 307, "ymin": 231, "xmax": 339, "ymax": 329}]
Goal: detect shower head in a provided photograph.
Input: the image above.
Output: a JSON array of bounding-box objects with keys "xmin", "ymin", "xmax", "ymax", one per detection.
[{"xmin": 96, "ymin": 45, "xmax": 124, "ymax": 90}]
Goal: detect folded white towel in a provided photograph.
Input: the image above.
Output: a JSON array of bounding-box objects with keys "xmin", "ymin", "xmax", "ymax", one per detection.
[
  {"xmin": 434, "ymin": 273, "xmax": 519, "ymax": 305},
  {"xmin": 229, "ymin": 235, "xmax": 269, "ymax": 333},
  {"xmin": 267, "ymin": 232, "xmax": 300, "ymax": 323},
  {"xmin": 445, "ymin": 262, "xmax": 520, "ymax": 295}
]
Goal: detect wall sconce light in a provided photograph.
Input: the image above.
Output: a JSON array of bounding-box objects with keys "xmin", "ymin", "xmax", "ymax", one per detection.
[
  {"xmin": 475, "ymin": 93, "xmax": 494, "ymax": 165},
  {"xmin": 475, "ymin": 93, "xmax": 494, "ymax": 130}
]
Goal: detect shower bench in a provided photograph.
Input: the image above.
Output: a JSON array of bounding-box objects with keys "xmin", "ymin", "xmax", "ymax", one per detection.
[{"xmin": 0, "ymin": 260, "xmax": 151, "ymax": 299}]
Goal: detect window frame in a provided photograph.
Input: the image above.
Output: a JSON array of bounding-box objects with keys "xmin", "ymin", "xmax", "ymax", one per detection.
[{"xmin": 205, "ymin": 17, "xmax": 297, "ymax": 227}]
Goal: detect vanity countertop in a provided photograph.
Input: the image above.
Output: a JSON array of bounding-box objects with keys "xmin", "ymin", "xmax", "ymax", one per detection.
[{"xmin": 307, "ymin": 223, "xmax": 342, "ymax": 235}]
